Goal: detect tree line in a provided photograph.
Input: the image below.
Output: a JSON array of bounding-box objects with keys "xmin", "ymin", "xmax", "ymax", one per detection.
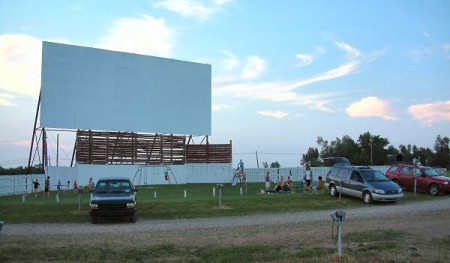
[
  {"xmin": 0, "ymin": 164, "xmax": 44, "ymax": 175},
  {"xmin": 301, "ymin": 132, "xmax": 450, "ymax": 169}
]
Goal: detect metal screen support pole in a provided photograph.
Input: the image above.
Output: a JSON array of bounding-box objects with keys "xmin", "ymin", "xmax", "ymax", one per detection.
[{"xmin": 338, "ymin": 220, "xmax": 343, "ymax": 258}]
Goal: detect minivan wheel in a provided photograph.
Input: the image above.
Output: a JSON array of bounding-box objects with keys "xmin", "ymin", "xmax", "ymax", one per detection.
[
  {"xmin": 363, "ymin": 191, "xmax": 373, "ymax": 204},
  {"xmin": 329, "ymin": 184, "xmax": 338, "ymax": 197},
  {"xmin": 428, "ymin": 184, "xmax": 440, "ymax": 196}
]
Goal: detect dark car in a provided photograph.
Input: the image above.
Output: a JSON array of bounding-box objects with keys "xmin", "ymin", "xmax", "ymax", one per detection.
[
  {"xmin": 89, "ymin": 177, "xmax": 138, "ymax": 223},
  {"xmin": 385, "ymin": 164, "xmax": 450, "ymax": 196},
  {"xmin": 325, "ymin": 157, "xmax": 403, "ymax": 204}
]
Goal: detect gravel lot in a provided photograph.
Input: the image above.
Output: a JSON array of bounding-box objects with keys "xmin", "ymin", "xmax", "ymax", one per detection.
[
  {"xmin": 2, "ymin": 197, "xmax": 450, "ymax": 262},
  {"xmin": 3, "ymin": 198, "xmax": 450, "ymax": 237}
]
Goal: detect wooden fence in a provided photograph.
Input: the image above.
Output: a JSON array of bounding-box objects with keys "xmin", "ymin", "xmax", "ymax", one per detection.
[{"xmin": 75, "ymin": 130, "xmax": 231, "ymax": 165}]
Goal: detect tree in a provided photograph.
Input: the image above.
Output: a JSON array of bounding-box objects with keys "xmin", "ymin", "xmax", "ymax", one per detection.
[
  {"xmin": 399, "ymin": 144, "xmax": 413, "ymax": 163},
  {"xmin": 431, "ymin": 135, "xmax": 450, "ymax": 169},
  {"xmin": 414, "ymin": 147, "xmax": 434, "ymax": 166},
  {"xmin": 270, "ymin": 161, "xmax": 281, "ymax": 168},
  {"xmin": 316, "ymin": 136, "xmax": 333, "ymax": 159},
  {"xmin": 334, "ymin": 135, "xmax": 359, "ymax": 164},
  {"xmin": 317, "ymin": 135, "xmax": 360, "ymax": 163},
  {"xmin": 301, "ymin": 147, "xmax": 321, "ymax": 167},
  {"xmin": 0, "ymin": 164, "xmax": 43, "ymax": 175},
  {"xmin": 357, "ymin": 132, "xmax": 390, "ymax": 165}
]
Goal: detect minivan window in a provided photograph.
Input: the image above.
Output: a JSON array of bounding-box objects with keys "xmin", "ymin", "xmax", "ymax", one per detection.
[
  {"xmin": 336, "ymin": 167, "xmax": 352, "ymax": 179},
  {"xmin": 350, "ymin": 171, "xmax": 363, "ymax": 181},
  {"xmin": 361, "ymin": 170, "xmax": 390, "ymax": 182}
]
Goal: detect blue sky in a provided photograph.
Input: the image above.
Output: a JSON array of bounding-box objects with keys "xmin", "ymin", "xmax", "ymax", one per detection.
[{"xmin": 1, "ymin": 0, "xmax": 449, "ymax": 168}]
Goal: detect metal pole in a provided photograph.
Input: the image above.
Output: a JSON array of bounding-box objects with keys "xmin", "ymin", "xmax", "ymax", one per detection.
[
  {"xmin": 338, "ymin": 220, "xmax": 343, "ymax": 258},
  {"xmin": 56, "ymin": 134, "xmax": 59, "ymax": 167},
  {"xmin": 256, "ymin": 151, "xmax": 259, "ymax": 168},
  {"xmin": 219, "ymin": 188, "xmax": 222, "ymax": 208},
  {"xmin": 414, "ymin": 177, "xmax": 417, "ymax": 196},
  {"xmin": 26, "ymin": 91, "xmax": 42, "ymax": 191}
]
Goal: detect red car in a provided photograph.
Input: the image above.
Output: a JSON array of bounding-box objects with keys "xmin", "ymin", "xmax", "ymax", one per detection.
[{"xmin": 385, "ymin": 164, "xmax": 450, "ymax": 196}]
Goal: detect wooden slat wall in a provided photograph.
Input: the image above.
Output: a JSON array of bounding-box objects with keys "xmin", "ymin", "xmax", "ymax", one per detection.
[
  {"xmin": 75, "ymin": 130, "xmax": 231, "ymax": 165},
  {"xmin": 185, "ymin": 144, "xmax": 232, "ymax": 163}
]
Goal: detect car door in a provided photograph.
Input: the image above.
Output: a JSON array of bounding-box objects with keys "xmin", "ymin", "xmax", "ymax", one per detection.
[
  {"xmin": 338, "ymin": 167, "xmax": 354, "ymax": 196},
  {"xmin": 399, "ymin": 166, "xmax": 414, "ymax": 190},
  {"xmin": 414, "ymin": 168, "xmax": 428, "ymax": 192},
  {"xmin": 345, "ymin": 171, "xmax": 365, "ymax": 198}
]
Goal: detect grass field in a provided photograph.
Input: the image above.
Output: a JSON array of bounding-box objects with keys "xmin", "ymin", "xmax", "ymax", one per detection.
[
  {"xmin": 0, "ymin": 182, "xmax": 439, "ymax": 224},
  {"xmin": 1, "ymin": 183, "xmax": 449, "ymax": 262}
]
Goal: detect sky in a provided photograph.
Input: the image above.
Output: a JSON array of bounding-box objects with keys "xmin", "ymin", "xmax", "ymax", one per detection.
[{"xmin": 0, "ymin": 0, "xmax": 449, "ymax": 168}]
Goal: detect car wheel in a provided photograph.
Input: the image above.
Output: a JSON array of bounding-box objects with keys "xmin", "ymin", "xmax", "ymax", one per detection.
[
  {"xmin": 363, "ymin": 191, "xmax": 373, "ymax": 204},
  {"xmin": 329, "ymin": 184, "xmax": 338, "ymax": 197},
  {"xmin": 428, "ymin": 184, "xmax": 440, "ymax": 196}
]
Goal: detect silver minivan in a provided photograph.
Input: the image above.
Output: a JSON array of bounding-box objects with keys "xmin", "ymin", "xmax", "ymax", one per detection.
[{"xmin": 324, "ymin": 157, "xmax": 404, "ymax": 204}]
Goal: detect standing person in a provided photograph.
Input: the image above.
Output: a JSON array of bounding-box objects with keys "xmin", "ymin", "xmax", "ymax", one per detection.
[
  {"xmin": 88, "ymin": 177, "xmax": 95, "ymax": 190},
  {"xmin": 73, "ymin": 180, "xmax": 78, "ymax": 193},
  {"xmin": 57, "ymin": 179, "xmax": 62, "ymax": 191},
  {"xmin": 33, "ymin": 179, "xmax": 40, "ymax": 197},
  {"xmin": 66, "ymin": 180, "xmax": 70, "ymax": 192},
  {"xmin": 304, "ymin": 164, "xmax": 313, "ymax": 193},
  {"xmin": 45, "ymin": 176, "xmax": 50, "ymax": 198},
  {"xmin": 265, "ymin": 171, "xmax": 271, "ymax": 190},
  {"xmin": 239, "ymin": 159, "xmax": 244, "ymax": 174}
]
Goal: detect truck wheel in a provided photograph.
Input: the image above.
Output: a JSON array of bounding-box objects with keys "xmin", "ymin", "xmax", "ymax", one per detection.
[
  {"xmin": 363, "ymin": 191, "xmax": 373, "ymax": 204},
  {"xmin": 129, "ymin": 215, "xmax": 136, "ymax": 223},
  {"xmin": 329, "ymin": 184, "xmax": 338, "ymax": 197},
  {"xmin": 90, "ymin": 216, "xmax": 97, "ymax": 224},
  {"xmin": 428, "ymin": 184, "xmax": 440, "ymax": 196}
]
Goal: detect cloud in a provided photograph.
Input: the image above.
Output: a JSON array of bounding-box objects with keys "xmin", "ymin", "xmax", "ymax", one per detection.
[
  {"xmin": 155, "ymin": 0, "xmax": 229, "ymax": 22},
  {"xmin": 257, "ymin": 111, "xmax": 289, "ymax": 119},
  {"xmin": 0, "ymin": 93, "xmax": 15, "ymax": 106},
  {"xmin": 0, "ymin": 34, "xmax": 42, "ymax": 99},
  {"xmin": 335, "ymin": 41, "xmax": 361, "ymax": 59},
  {"xmin": 213, "ymin": 42, "xmax": 366, "ymax": 113},
  {"xmin": 220, "ymin": 50, "xmax": 241, "ymax": 71},
  {"xmin": 443, "ymin": 43, "xmax": 450, "ymax": 59},
  {"xmin": 295, "ymin": 46, "xmax": 325, "ymax": 67},
  {"xmin": 408, "ymin": 101, "xmax": 450, "ymax": 126},
  {"xmin": 295, "ymin": 54, "xmax": 314, "ymax": 67},
  {"xmin": 346, "ymin": 96, "xmax": 397, "ymax": 120},
  {"xmin": 212, "ymin": 103, "xmax": 233, "ymax": 112},
  {"xmin": 409, "ymin": 46, "xmax": 433, "ymax": 61},
  {"xmin": 243, "ymin": 56, "xmax": 266, "ymax": 79},
  {"xmin": 0, "ymin": 139, "xmax": 30, "ymax": 147},
  {"xmin": 286, "ymin": 42, "xmax": 361, "ymax": 90},
  {"xmin": 97, "ymin": 15, "xmax": 174, "ymax": 57}
]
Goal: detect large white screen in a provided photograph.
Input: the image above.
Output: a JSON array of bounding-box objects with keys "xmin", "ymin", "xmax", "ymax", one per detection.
[{"xmin": 40, "ymin": 42, "xmax": 211, "ymax": 135}]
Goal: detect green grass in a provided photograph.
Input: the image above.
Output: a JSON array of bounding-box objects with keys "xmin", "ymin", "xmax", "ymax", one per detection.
[
  {"xmin": 0, "ymin": 182, "xmax": 444, "ymax": 224},
  {"xmin": 1, "ymin": 185, "xmax": 449, "ymax": 263}
]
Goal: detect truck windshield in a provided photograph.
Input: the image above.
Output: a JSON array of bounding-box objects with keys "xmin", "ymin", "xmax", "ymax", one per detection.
[{"xmin": 95, "ymin": 180, "xmax": 132, "ymax": 194}]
